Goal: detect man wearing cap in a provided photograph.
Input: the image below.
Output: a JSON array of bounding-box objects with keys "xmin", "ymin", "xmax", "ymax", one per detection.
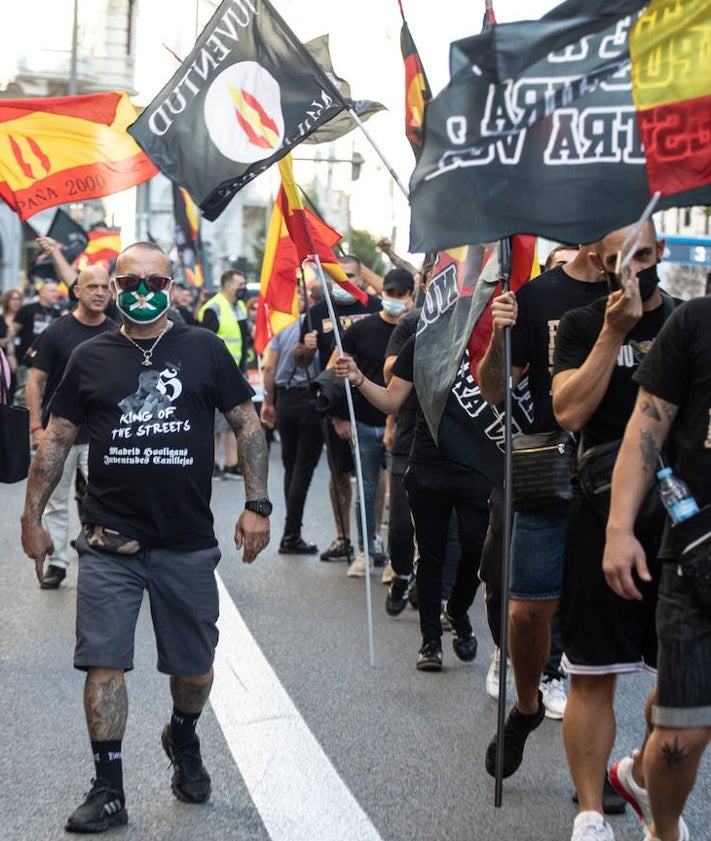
[{"xmin": 326, "ymin": 267, "xmax": 415, "ymax": 576}]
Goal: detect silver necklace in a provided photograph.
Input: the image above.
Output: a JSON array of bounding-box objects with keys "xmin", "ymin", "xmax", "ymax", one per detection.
[{"xmin": 120, "ymin": 322, "xmax": 171, "ymax": 366}]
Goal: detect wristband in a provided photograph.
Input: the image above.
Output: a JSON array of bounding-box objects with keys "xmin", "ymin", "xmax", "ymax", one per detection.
[{"xmin": 354, "ymin": 374, "xmax": 364, "ymax": 388}]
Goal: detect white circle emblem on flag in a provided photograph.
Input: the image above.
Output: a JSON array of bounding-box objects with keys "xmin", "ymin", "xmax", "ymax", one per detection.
[{"xmin": 204, "ymin": 61, "xmax": 284, "ymax": 164}]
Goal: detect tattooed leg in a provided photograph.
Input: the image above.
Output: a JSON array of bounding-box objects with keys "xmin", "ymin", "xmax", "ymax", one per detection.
[
  {"xmin": 84, "ymin": 668, "xmax": 128, "ymax": 741},
  {"xmin": 644, "ymin": 725, "xmax": 711, "ymax": 840},
  {"xmin": 170, "ymin": 669, "xmax": 214, "ymax": 714}
]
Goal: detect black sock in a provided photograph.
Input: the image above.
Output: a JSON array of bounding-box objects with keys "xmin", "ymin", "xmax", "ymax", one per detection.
[
  {"xmin": 91, "ymin": 740, "xmax": 124, "ymax": 796},
  {"xmin": 170, "ymin": 708, "xmax": 201, "ymax": 748}
]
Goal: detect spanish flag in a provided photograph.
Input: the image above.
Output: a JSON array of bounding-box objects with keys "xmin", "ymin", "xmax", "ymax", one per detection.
[
  {"xmin": 398, "ymin": 1, "xmax": 432, "ymax": 162},
  {"xmin": 74, "ymin": 227, "xmax": 122, "ymax": 272},
  {"xmin": 254, "ymin": 154, "xmax": 366, "ymax": 354},
  {"xmin": 173, "ymin": 186, "xmax": 206, "ymax": 288},
  {"xmin": 0, "ymin": 92, "xmax": 157, "ymax": 221},
  {"xmin": 631, "ymin": 0, "xmax": 711, "ymax": 198}
]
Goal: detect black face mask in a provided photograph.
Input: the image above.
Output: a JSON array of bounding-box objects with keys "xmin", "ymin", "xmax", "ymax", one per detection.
[
  {"xmin": 605, "ymin": 263, "xmax": 659, "ymax": 302},
  {"xmin": 235, "ymin": 288, "xmax": 247, "ymax": 301}
]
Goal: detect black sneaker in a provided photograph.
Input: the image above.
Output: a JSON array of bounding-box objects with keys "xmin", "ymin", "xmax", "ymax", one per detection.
[
  {"xmin": 212, "ymin": 464, "xmax": 224, "ymax": 481},
  {"xmin": 485, "ymin": 690, "xmax": 545, "ymax": 778},
  {"xmin": 386, "ymin": 576, "xmax": 411, "ymax": 616},
  {"xmin": 443, "ymin": 602, "xmax": 478, "ymax": 662},
  {"xmin": 372, "ymin": 552, "xmax": 387, "ymax": 568},
  {"xmin": 279, "ymin": 535, "xmax": 318, "ymax": 555},
  {"xmin": 41, "ymin": 564, "xmax": 66, "ymax": 590},
  {"xmin": 573, "ymin": 775, "xmax": 627, "ymax": 815},
  {"xmin": 416, "ymin": 640, "xmax": 443, "ymax": 672},
  {"xmin": 161, "ymin": 724, "xmax": 211, "ymax": 803},
  {"xmin": 223, "ymin": 464, "xmax": 242, "ymax": 480},
  {"xmin": 319, "ymin": 538, "xmax": 353, "ymax": 562},
  {"xmin": 65, "ymin": 778, "xmax": 127, "ymax": 833}
]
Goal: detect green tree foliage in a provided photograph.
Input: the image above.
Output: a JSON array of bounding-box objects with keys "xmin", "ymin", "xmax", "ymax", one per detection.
[{"xmin": 347, "ymin": 228, "xmax": 386, "ymax": 275}]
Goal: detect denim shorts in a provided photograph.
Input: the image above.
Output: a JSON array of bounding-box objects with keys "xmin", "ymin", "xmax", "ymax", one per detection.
[
  {"xmin": 509, "ymin": 503, "xmax": 569, "ymax": 600},
  {"xmin": 74, "ymin": 531, "xmax": 221, "ymax": 676},
  {"xmin": 653, "ymin": 564, "xmax": 711, "ymax": 728}
]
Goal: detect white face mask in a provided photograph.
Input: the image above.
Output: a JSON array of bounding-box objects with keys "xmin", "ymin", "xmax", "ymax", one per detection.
[
  {"xmin": 381, "ymin": 296, "xmax": 408, "ymax": 317},
  {"xmin": 330, "ymin": 283, "xmax": 357, "ymax": 304}
]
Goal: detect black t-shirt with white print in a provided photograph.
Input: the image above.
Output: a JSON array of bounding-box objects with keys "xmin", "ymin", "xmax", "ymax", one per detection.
[
  {"xmin": 50, "ymin": 322, "xmax": 253, "ymax": 550},
  {"xmin": 299, "ymin": 294, "xmax": 382, "ymax": 372},
  {"xmin": 552, "ymin": 293, "xmax": 678, "ymax": 447},
  {"xmin": 511, "ymin": 266, "xmax": 608, "ymax": 432}
]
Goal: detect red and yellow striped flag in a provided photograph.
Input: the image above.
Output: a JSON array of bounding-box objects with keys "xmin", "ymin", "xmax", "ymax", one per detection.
[
  {"xmin": 254, "ymin": 155, "xmax": 365, "ymax": 353},
  {"xmin": 0, "ymin": 92, "xmax": 157, "ymax": 221},
  {"xmin": 74, "ymin": 228, "xmax": 122, "ymax": 272},
  {"xmin": 631, "ymin": 0, "xmax": 711, "ymax": 197}
]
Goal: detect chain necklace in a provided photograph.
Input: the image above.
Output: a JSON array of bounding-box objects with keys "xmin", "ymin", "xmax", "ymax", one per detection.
[{"xmin": 120, "ymin": 322, "xmax": 171, "ymax": 366}]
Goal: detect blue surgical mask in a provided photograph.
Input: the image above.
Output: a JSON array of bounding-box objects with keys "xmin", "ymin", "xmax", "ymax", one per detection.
[
  {"xmin": 330, "ymin": 283, "xmax": 356, "ymax": 304},
  {"xmin": 381, "ymin": 296, "xmax": 408, "ymax": 317}
]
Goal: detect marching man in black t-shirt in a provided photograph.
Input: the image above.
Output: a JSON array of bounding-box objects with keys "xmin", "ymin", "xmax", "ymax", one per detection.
[
  {"xmin": 551, "ymin": 220, "xmax": 679, "ymax": 841},
  {"xmin": 20, "ymin": 242, "xmax": 270, "ymax": 833},
  {"xmin": 25, "ymin": 265, "xmax": 115, "ymax": 590},
  {"xmin": 603, "ymin": 298, "xmax": 711, "ymax": 841}
]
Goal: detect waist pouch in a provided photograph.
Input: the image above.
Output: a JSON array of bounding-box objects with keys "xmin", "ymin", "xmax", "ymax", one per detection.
[
  {"xmin": 83, "ymin": 523, "xmax": 143, "ymax": 555},
  {"xmin": 668, "ymin": 504, "xmax": 711, "ymax": 609},
  {"xmin": 511, "ymin": 431, "xmax": 574, "ymax": 513},
  {"xmin": 577, "ymin": 438, "xmax": 663, "ymax": 532}
]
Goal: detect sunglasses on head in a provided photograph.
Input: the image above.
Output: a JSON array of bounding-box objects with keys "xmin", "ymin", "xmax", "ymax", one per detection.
[{"xmin": 114, "ymin": 274, "xmax": 172, "ymax": 293}]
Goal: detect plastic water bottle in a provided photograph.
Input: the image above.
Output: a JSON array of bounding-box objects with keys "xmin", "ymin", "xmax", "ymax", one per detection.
[{"xmin": 656, "ymin": 467, "xmax": 699, "ymax": 524}]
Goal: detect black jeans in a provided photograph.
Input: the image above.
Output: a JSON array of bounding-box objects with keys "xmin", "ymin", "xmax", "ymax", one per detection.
[
  {"xmin": 275, "ymin": 387, "xmax": 324, "ymax": 537},
  {"xmin": 405, "ymin": 460, "xmax": 492, "ymax": 644},
  {"xmin": 389, "ymin": 454, "xmax": 416, "ymax": 577}
]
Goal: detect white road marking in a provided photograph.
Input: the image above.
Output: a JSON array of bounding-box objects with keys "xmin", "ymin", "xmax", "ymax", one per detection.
[{"xmin": 211, "ymin": 573, "xmax": 384, "ymax": 841}]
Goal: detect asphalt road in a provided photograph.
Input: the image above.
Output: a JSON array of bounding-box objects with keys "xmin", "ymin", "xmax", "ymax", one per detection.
[{"xmin": 2, "ymin": 442, "xmax": 709, "ymax": 841}]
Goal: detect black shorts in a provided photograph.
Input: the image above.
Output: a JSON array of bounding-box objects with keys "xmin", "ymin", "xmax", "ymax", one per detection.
[
  {"xmin": 321, "ymin": 418, "xmax": 354, "ymax": 474},
  {"xmin": 74, "ymin": 531, "xmax": 220, "ymax": 676},
  {"xmin": 560, "ymin": 493, "xmax": 661, "ymax": 674}
]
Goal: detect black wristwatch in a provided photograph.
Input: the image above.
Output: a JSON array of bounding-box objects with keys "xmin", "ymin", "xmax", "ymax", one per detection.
[{"xmin": 245, "ymin": 497, "xmax": 273, "ymax": 517}]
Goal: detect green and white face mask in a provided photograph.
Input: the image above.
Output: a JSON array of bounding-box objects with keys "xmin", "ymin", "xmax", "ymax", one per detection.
[{"xmin": 116, "ymin": 278, "xmax": 172, "ymax": 324}]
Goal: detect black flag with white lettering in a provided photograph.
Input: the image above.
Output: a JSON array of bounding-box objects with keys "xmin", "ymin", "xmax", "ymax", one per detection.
[
  {"xmin": 128, "ymin": 0, "xmax": 345, "ymax": 221},
  {"xmin": 409, "ymin": 0, "xmax": 711, "ymax": 251}
]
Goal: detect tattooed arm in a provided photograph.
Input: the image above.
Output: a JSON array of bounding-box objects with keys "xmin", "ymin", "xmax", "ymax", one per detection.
[
  {"xmin": 476, "ymin": 292, "xmax": 523, "ymax": 406},
  {"xmin": 21, "ymin": 414, "xmax": 79, "ymax": 584},
  {"xmin": 224, "ymin": 401, "xmax": 270, "ymax": 563},
  {"xmin": 603, "ymin": 387, "xmax": 678, "ymax": 600}
]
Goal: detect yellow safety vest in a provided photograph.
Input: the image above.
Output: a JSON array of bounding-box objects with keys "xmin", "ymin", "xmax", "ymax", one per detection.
[{"xmin": 198, "ymin": 292, "xmax": 246, "ymax": 366}]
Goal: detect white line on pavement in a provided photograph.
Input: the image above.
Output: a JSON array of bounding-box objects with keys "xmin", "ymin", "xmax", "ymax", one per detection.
[{"xmin": 210, "ymin": 573, "xmax": 384, "ymax": 841}]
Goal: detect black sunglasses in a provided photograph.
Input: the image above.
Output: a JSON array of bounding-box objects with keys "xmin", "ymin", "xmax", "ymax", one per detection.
[{"xmin": 115, "ymin": 274, "xmax": 172, "ymax": 293}]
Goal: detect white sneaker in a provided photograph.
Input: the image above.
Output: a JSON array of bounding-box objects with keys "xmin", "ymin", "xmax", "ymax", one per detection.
[
  {"xmin": 347, "ymin": 551, "xmax": 373, "ymax": 578},
  {"xmin": 540, "ymin": 675, "xmax": 568, "ymax": 720},
  {"xmin": 381, "ymin": 560, "xmax": 395, "ymax": 585},
  {"xmin": 485, "ymin": 647, "xmax": 514, "ymax": 700},
  {"xmin": 609, "ymin": 752, "xmax": 650, "ymax": 826},
  {"xmin": 642, "ymin": 817, "xmax": 689, "ymax": 841},
  {"xmin": 612, "ymin": 752, "xmax": 689, "ymax": 840},
  {"xmin": 570, "ymin": 811, "xmax": 614, "ymax": 841}
]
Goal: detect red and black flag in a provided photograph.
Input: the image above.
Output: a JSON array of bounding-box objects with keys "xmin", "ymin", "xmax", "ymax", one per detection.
[
  {"xmin": 413, "ymin": 239, "xmax": 539, "ymax": 483},
  {"xmin": 398, "ymin": 1, "xmax": 432, "ymax": 161},
  {"xmin": 128, "ymin": 0, "xmax": 346, "ymax": 222},
  {"xmin": 0, "ymin": 92, "xmax": 157, "ymax": 221},
  {"xmin": 409, "ymin": 0, "xmax": 711, "ymax": 251}
]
